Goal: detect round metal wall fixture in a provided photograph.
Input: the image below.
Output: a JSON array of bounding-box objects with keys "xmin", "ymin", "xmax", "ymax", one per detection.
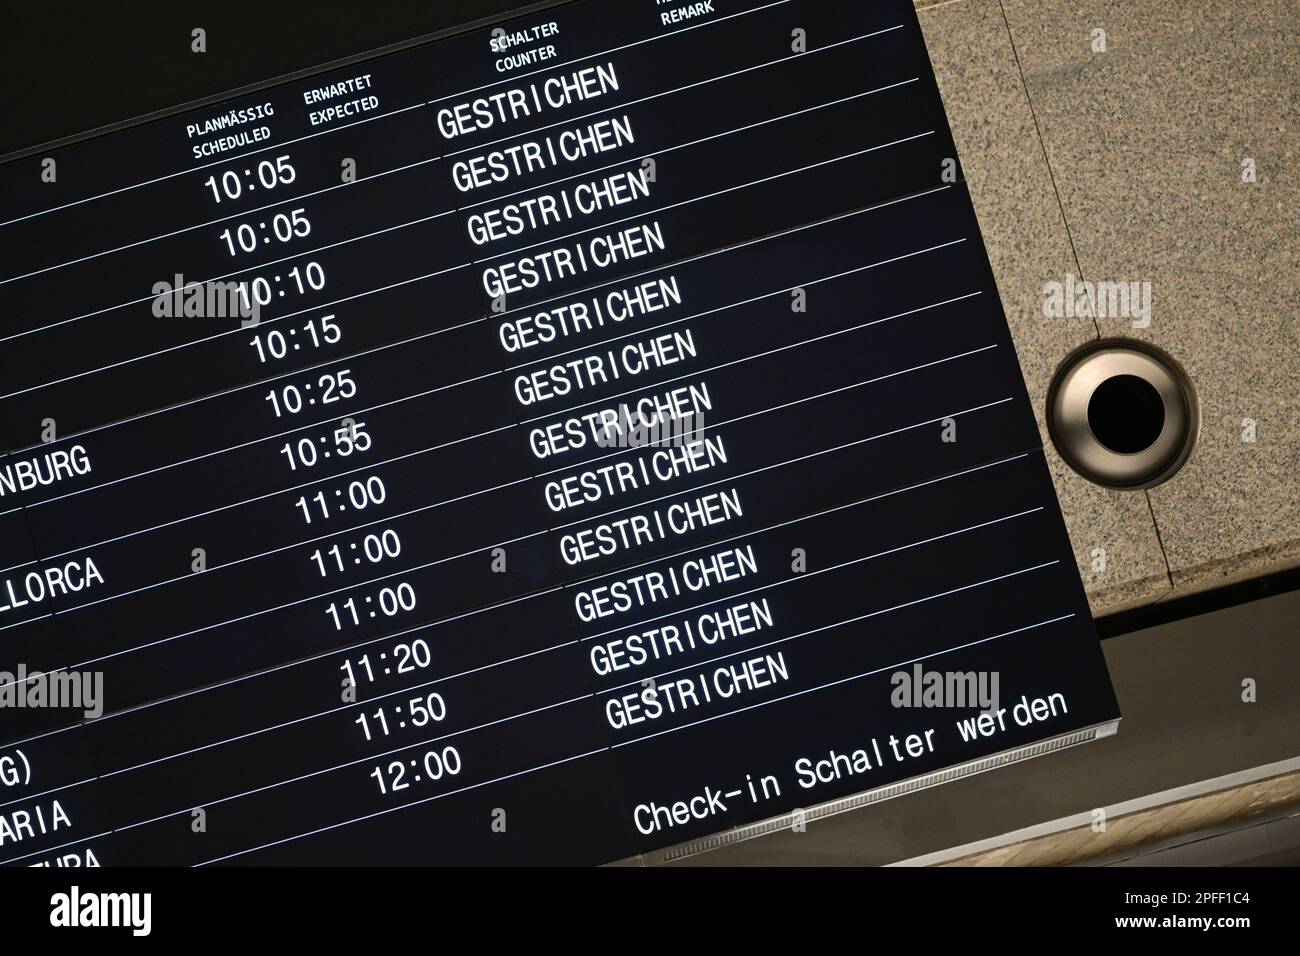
[{"xmin": 1046, "ymin": 339, "xmax": 1199, "ymax": 490}]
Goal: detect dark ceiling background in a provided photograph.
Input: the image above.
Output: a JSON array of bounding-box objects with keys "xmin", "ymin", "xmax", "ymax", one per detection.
[{"xmin": 0, "ymin": 0, "xmax": 555, "ymax": 158}]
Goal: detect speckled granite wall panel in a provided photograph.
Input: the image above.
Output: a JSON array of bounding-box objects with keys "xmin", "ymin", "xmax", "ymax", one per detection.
[
  {"xmin": 995, "ymin": 0, "xmax": 1300, "ymax": 597},
  {"xmin": 916, "ymin": 0, "xmax": 1172, "ymax": 613}
]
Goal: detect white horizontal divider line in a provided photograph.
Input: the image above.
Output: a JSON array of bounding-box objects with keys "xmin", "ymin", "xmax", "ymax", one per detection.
[
  {"xmin": 471, "ymin": 130, "xmax": 935, "ymax": 267},
  {"xmin": 585, "ymin": 496, "xmax": 1034, "ymax": 647},
  {"xmin": 0, "ymin": 261, "xmax": 475, "ymax": 399},
  {"xmin": 0, "ymin": 11, "xmax": 900, "ymax": 294},
  {"xmin": 115, "ymin": 692, "xmax": 598, "ymax": 835},
  {"xmin": 459, "ymin": 78, "xmax": 921, "ymax": 213},
  {"xmin": 0, "ymin": 185, "xmax": 952, "ymax": 403},
  {"xmin": 425, "ymin": 0, "xmax": 796, "ymax": 107},
  {"xmin": 0, "ymin": 280, "xmax": 977, "ymax": 568},
  {"xmin": 562, "ymin": 453, "xmax": 1029, "ymax": 595},
  {"xmin": 1, "ymin": 67, "xmax": 912, "ymax": 286},
  {"xmin": 22, "ymin": 370, "xmax": 1004, "ymax": 621},
  {"xmin": 2, "ymin": 209, "xmax": 457, "ymax": 344},
  {"xmin": 0, "ymin": 545, "xmax": 1062, "ymax": 863},
  {"xmin": 97, "ymin": 514, "xmax": 1046, "ymax": 792},
  {"xmin": 0, "ymin": 155, "xmax": 445, "ymax": 286},
  {"xmin": 612, "ymin": 602, "xmax": 1071, "ymax": 749},
  {"xmin": 482, "ymin": 184, "xmax": 953, "ymax": 328},
  {"xmin": 443, "ymin": 25, "xmax": 905, "ymax": 159},
  {"xmin": 191, "ymin": 608, "xmax": 1070, "ymax": 866},
  {"xmin": 0, "ymin": 0, "xmax": 800, "ymax": 237},
  {"xmin": 111, "ymin": 565, "xmax": 1060, "ymax": 826},
  {"xmin": 598, "ymin": 518, "xmax": 1052, "ymax": 695},
  {"xmin": 0, "ymin": 5, "xmax": 1040, "ymax": 872},
  {"xmin": 0, "ymin": 452, "xmax": 1030, "ymax": 711},
  {"xmin": 0, "ymin": 102, "xmax": 432, "ymax": 232},
  {"xmin": 0, "ymin": 84, "xmax": 935, "ymax": 458},
  {"xmin": 509, "ymin": 249, "xmax": 971, "ymax": 378},
  {"xmin": 18, "ymin": 263, "xmax": 973, "ymax": 516},
  {"xmin": 194, "ymin": 748, "xmax": 609, "ymax": 866},
  {"xmin": 517, "ymin": 236, "xmax": 964, "ymax": 427}
]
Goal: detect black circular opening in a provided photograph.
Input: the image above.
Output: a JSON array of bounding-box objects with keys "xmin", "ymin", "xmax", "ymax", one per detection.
[{"xmin": 1087, "ymin": 374, "xmax": 1165, "ymax": 454}]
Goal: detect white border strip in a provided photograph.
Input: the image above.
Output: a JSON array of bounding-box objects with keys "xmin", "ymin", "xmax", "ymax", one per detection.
[{"xmin": 887, "ymin": 754, "xmax": 1300, "ymax": 867}]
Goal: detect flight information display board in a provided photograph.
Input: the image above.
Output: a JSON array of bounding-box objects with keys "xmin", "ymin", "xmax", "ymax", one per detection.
[{"xmin": 0, "ymin": 0, "xmax": 1120, "ymax": 866}]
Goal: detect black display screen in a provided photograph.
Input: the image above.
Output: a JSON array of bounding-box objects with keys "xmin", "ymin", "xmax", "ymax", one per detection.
[{"xmin": 0, "ymin": 0, "xmax": 1119, "ymax": 865}]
